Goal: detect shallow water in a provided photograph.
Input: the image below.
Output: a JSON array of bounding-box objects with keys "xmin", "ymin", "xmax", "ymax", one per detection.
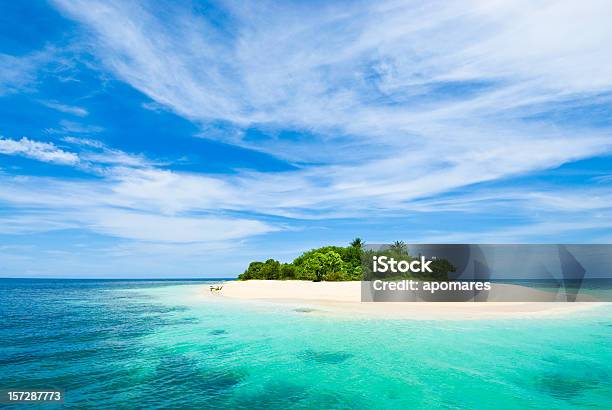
[{"xmin": 0, "ymin": 279, "xmax": 611, "ymax": 409}]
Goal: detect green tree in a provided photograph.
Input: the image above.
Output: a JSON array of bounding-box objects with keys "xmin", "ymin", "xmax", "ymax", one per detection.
[
  {"xmin": 260, "ymin": 259, "xmax": 281, "ymax": 279},
  {"xmin": 343, "ymin": 263, "xmax": 363, "ymax": 280},
  {"xmin": 280, "ymin": 263, "xmax": 296, "ymax": 279},
  {"xmin": 238, "ymin": 259, "xmax": 283, "ymax": 280},
  {"xmin": 240, "ymin": 239, "xmax": 370, "ymax": 281},
  {"xmin": 299, "ymin": 251, "xmax": 343, "ymax": 281},
  {"xmin": 350, "ymin": 237, "xmax": 364, "ymax": 249},
  {"xmin": 238, "ymin": 261, "xmax": 264, "ymax": 280},
  {"xmin": 389, "ymin": 241, "xmax": 408, "ymax": 255}
]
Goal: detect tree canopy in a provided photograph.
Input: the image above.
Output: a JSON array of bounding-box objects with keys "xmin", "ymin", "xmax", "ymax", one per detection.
[
  {"xmin": 238, "ymin": 239, "xmax": 364, "ymax": 281},
  {"xmin": 237, "ymin": 239, "xmax": 456, "ymax": 281}
]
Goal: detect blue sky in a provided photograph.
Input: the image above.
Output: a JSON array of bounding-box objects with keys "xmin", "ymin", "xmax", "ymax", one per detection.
[{"xmin": 1, "ymin": 0, "xmax": 612, "ymax": 278}]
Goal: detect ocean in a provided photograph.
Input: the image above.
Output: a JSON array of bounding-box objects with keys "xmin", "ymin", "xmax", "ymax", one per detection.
[{"xmin": 0, "ymin": 279, "xmax": 611, "ymax": 409}]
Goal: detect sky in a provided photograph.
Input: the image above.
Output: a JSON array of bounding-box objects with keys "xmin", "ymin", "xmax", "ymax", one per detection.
[{"xmin": 1, "ymin": 0, "xmax": 612, "ymax": 278}]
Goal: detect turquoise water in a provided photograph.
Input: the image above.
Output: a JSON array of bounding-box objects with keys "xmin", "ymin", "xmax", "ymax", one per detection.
[{"xmin": 1, "ymin": 279, "xmax": 611, "ymax": 409}]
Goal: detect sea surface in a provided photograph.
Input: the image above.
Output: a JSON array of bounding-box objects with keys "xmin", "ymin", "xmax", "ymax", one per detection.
[{"xmin": 0, "ymin": 279, "xmax": 611, "ymax": 409}]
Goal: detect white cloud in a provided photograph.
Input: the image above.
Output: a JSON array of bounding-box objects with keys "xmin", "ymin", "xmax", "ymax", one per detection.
[
  {"xmin": 0, "ymin": 211, "xmax": 80, "ymax": 234},
  {"xmin": 63, "ymin": 137, "xmax": 155, "ymax": 168},
  {"xmin": 52, "ymin": 0, "xmax": 612, "ymax": 186},
  {"xmin": 0, "ymin": 135, "xmax": 157, "ymax": 172},
  {"xmin": 49, "ymin": 120, "xmax": 103, "ymax": 134},
  {"xmin": 63, "ymin": 136, "xmax": 104, "ymax": 148},
  {"xmin": 85, "ymin": 209, "xmax": 276, "ymax": 243},
  {"xmin": 3, "ymin": 164, "xmax": 612, "ymax": 247},
  {"xmin": 0, "ymin": 137, "xmax": 79, "ymax": 165},
  {"xmin": 41, "ymin": 100, "xmax": 89, "ymax": 117},
  {"xmin": 0, "ymin": 171, "xmax": 277, "ymax": 243},
  {"xmin": 0, "ymin": 52, "xmax": 42, "ymax": 96},
  {"xmin": 420, "ymin": 217, "xmax": 612, "ymax": 244},
  {"xmin": 3, "ymin": 131, "xmax": 612, "ymax": 223},
  {"xmin": 0, "ymin": 48, "xmax": 74, "ymax": 97}
]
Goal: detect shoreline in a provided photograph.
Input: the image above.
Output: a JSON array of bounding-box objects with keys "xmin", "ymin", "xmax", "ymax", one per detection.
[{"xmin": 201, "ymin": 280, "xmax": 606, "ymax": 320}]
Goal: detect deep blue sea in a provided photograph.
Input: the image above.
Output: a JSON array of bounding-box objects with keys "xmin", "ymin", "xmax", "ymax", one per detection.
[{"xmin": 0, "ymin": 279, "xmax": 611, "ymax": 409}]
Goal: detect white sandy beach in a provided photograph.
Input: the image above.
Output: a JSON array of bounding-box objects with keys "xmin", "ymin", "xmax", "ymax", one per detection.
[{"xmin": 204, "ymin": 280, "xmax": 604, "ymax": 320}]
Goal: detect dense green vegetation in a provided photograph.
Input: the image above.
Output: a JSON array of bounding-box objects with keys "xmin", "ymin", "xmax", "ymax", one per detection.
[{"xmin": 238, "ymin": 239, "xmax": 456, "ymax": 281}]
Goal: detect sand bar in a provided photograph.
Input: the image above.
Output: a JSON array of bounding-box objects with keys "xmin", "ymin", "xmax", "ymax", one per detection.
[{"xmin": 204, "ymin": 280, "xmax": 606, "ymax": 320}]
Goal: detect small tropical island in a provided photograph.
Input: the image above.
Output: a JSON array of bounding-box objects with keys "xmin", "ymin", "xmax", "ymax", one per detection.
[
  {"xmin": 206, "ymin": 238, "xmax": 598, "ymax": 319},
  {"xmin": 238, "ymin": 238, "xmax": 456, "ymax": 282},
  {"xmin": 218, "ymin": 239, "xmax": 601, "ymax": 318}
]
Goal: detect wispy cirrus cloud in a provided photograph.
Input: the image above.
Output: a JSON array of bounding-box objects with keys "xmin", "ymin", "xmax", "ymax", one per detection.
[
  {"xmin": 0, "ymin": 135, "xmax": 155, "ymax": 170},
  {"xmin": 62, "ymin": 136, "xmax": 157, "ymax": 168},
  {"xmin": 0, "ymin": 169, "xmax": 278, "ymax": 243},
  {"xmin": 44, "ymin": 120, "xmax": 104, "ymax": 135},
  {"xmin": 0, "ymin": 52, "xmax": 44, "ymax": 96},
  {"xmin": 0, "ymin": 47, "xmax": 76, "ymax": 96},
  {"xmin": 52, "ymin": 0, "xmax": 612, "ymax": 186},
  {"xmin": 40, "ymin": 100, "xmax": 88, "ymax": 117},
  {"xmin": 0, "ymin": 136, "xmax": 79, "ymax": 165},
  {"xmin": 0, "ymin": 134, "xmax": 607, "ymax": 248},
  {"xmin": 0, "ymin": 135, "xmax": 279, "ymax": 243}
]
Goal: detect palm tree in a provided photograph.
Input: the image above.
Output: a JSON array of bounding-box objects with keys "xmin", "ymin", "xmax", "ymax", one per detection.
[
  {"xmin": 350, "ymin": 237, "xmax": 364, "ymax": 249},
  {"xmin": 389, "ymin": 240, "xmax": 408, "ymax": 255}
]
